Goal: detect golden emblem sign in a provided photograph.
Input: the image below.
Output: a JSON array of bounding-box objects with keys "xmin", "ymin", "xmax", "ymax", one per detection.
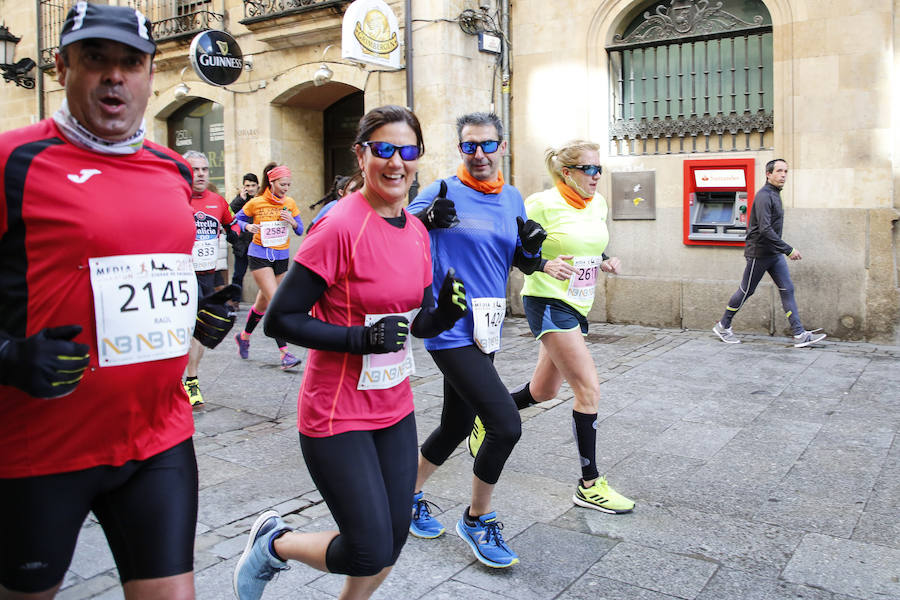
[{"xmin": 354, "ymin": 9, "xmax": 398, "ymax": 56}]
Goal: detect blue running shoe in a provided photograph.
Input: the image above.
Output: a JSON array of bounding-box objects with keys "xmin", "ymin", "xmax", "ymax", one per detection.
[
  {"xmin": 233, "ymin": 511, "xmax": 290, "ymax": 600},
  {"xmin": 455, "ymin": 509, "xmax": 519, "ymax": 568},
  {"xmin": 410, "ymin": 491, "xmax": 445, "ymax": 539}
]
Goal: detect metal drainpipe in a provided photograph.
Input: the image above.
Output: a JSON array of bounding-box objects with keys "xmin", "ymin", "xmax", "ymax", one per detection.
[
  {"xmin": 36, "ymin": 0, "xmax": 45, "ymax": 119},
  {"xmin": 405, "ymin": 0, "xmax": 419, "ymax": 199},
  {"xmin": 500, "ymin": 0, "xmax": 511, "ymax": 180}
]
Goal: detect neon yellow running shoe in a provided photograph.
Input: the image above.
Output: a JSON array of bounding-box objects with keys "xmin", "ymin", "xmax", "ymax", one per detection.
[
  {"xmin": 184, "ymin": 379, "xmax": 204, "ymax": 407},
  {"xmin": 573, "ymin": 477, "xmax": 634, "ymax": 514},
  {"xmin": 467, "ymin": 416, "xmax": 485, "ymax": 458}
]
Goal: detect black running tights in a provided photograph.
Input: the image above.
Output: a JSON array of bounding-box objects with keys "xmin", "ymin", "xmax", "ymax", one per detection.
[
  {"xmin": 299, "ymin": 412, "xmax": 417, "ymax": 577},
  {"xmin": 420, "ymin": 345, "xmax": 522, "ymax": 485}
]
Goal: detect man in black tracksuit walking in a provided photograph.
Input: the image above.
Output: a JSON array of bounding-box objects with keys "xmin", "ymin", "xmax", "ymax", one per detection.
[{"xmin": 712, "ymin": 159, "xmax": 826, "ymax": 348}]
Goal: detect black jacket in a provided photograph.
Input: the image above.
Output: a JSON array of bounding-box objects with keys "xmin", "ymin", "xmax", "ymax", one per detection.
[
  {"xmin": 744, "ymin": 182, "xmax": 793, "ymax": 258},
  {"xmin": 230, "ymin": 193, "xmax": 254, "ymax": 257}
]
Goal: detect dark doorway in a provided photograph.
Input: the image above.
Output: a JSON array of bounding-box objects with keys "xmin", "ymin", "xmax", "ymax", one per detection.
[{"xmin": 323, "ymin": 91, "xmax": 364, "ymax": 192}]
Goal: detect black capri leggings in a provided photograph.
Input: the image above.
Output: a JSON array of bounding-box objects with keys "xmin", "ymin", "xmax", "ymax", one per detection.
[
  {"xmin": 299, "ymin": 412, "xmax": 417, "ymax": 577},
  {"xmin": 420, "ymin": 344, "xmax": 522, "ymax": 485}
]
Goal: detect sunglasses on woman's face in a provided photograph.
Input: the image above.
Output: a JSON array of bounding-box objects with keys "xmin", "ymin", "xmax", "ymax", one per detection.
[
  {"xmin": 362, "ymin": 141, "xmax": 421, "ymax": 161},
  {"xmin": 566, "ymin": 164, "xmax": 602, "ymax": 176},
  {"xmin": 459, "ymin": 140, "xmax": 501, "ymax": 155}
]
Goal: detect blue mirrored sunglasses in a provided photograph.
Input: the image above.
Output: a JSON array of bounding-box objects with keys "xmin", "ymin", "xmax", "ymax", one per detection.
[
  {"xmin": 362, "ymin": 141, "xmax": 421, "ymax": 161},
  {"xmin": 567, "ymin": 164, "xmax": 602, "ymax": 176},
  {"xmin": 459, "ymin": 140, "xmax": 501, "ymax": 155}
]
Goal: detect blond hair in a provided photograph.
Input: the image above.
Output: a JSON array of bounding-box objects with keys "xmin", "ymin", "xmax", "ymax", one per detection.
[{"xmin": 543, "ymin": 140, "xmax": 600, "ymax": 184}]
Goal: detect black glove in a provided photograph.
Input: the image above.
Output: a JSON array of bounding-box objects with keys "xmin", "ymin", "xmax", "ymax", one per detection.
[
  {"xmin": 417, "ymin": 181, "xmax": 459, "ymax": 230},
  {"xmin": 0, "ymin": 325, "xmax": 90, "ymax": 399},
  {"xmin": 516, "ymin": 216, "xmax": 547, "ymax": 257},
  {"xmin": 363, "ymin": 315, "xmax": 409, "ymax": 354},
  {"xmin": 435, "ymin": 267, "xmax": 468, "ymax": 327},
  {"xmin": 193, "ymin": 284, "xmax": 240, "ymax": 348}
]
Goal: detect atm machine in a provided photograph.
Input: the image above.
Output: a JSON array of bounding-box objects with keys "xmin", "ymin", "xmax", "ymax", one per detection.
[{"xmin": 683, "ymin": 158, "xmax": 754, "ymax": 247}]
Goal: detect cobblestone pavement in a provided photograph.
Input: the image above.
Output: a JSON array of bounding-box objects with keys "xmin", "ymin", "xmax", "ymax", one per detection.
[{"xmin": 58, "ymin": 314, "xmax": 900, "ymax": 599}]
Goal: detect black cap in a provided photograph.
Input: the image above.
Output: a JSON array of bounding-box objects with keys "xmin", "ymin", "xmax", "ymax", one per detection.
[{"xmin": 60, "ymin": 2, "xmax": 156, "ymax": 55}]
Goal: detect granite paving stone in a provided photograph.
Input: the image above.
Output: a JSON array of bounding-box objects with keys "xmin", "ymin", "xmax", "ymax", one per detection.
[
  {"xmin": 67, "ymin": 523, "xmax": 116, "ymax": 580},
  {"xmin": 557, "ymin": 574, "xmax": 682, "ymax": 600},
  {"xmin": 694, "ymin": 567, "xmax": 843, "ymax": 600},
  {"xmin": 683, "ymin": 394, "xmax": 771, "ymax": 426},
  {"xmin": 192, "ymin": 405, "xmax": 270, "ymax": 435},
  {"xmin": 55, "ymin": 574, "xmax": 120, "ymax": 600},
  {"xmin": 424, "ymin": 580, "xmax": 528, "ymax": 600},
  {"xmin": 851, "ymin": 510, "xmax": 900, "ymax": 550},
  {"xmin": 553, "ymin": 503, "xmax": 802, "ymax": 578},
  {"xmin": 782, "ymin": 533, "xmax": 900, "ymax": 599},
  {"xmin": 639, "ymin": 421, "xmax": 741, "ymax": 459},
  {"xmin": 195, "ymin": 453, "xmax": 253, "ymax": 489},
  {"xmin": 590, "ymin": 542, "xmax": 718, "ymax": 599}
]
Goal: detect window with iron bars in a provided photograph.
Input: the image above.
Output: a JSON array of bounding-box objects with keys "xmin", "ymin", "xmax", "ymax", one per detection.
[
  {"xmin": 607, "ymin": 0, "xmax": 773, "ymax": 156},
  {"xmin": 38, "ymin": 0, "xmax": 224, "ymax": 68}
]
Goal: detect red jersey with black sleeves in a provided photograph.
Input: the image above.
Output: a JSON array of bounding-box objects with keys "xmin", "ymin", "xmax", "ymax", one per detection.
[
  {"xmin": 189, "ymin": 189, "xmax": 233, "ymax": 273},
  {"xmin": 0, "ymin": 119, "xmax": 196, "ymax": 478},
  {"xmin": 294, "ymin": 192, "xmax": 432, "ymax": 437}
]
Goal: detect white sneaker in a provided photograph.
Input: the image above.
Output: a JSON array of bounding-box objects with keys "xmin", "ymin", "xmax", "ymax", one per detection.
[
  {"xmin": 713, "ymin": 322, "xmax": 740, "ymax": 344},
  {"xmin": 793, "ymin": 330, "xmax": 826, "ymax": 348}
]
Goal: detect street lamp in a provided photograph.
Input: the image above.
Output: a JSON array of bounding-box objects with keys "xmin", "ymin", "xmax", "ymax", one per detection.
[{"xmin": 0, "ymin": 24, "xmax": 35, "ymax": 89}]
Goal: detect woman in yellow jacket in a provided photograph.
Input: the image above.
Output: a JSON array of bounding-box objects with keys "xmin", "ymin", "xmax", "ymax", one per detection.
[{"xmin": 471, "ymin": 140, "xmax": 636, "ymax": 514}]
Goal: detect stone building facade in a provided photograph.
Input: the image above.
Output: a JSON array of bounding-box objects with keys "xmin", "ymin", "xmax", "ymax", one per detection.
[{"xmin": 1, "ymin": 0, "xmax": 897, "ymax": 342}]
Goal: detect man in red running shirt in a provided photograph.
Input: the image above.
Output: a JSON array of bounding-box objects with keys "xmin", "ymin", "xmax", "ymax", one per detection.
[
  {"xmin": 183, "ymin": 149, "xmax": 236, "ymax": 406},
  {"xmin": 0, "ymin": 3, "xmax": 201, "ymax": 598}
]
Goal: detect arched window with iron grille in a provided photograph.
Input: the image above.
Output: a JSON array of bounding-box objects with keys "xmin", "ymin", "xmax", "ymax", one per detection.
[{"xmin": 607, "ymin": 0, "xmax": 773, "ymax": 156}]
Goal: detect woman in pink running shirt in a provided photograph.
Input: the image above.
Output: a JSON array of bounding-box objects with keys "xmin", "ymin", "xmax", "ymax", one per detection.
[{"xmin": 233, "ymin": 106, "xmax": 468, "ymax": 600}]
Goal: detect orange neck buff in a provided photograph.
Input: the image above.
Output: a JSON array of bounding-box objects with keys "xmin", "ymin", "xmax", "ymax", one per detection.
[
  {"xmin": 457, "ymin": 164, "xmax": 504, "ymax": 194},
  {"xmin": 555, "ymin": 181, "xmax": 591, "ymax": 209},
  {"xmin": 263, "ymin": 186, "xmax": 284, "ymax": 205}
]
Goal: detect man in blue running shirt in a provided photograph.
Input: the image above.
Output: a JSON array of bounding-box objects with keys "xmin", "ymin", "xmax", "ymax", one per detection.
[{"xmin": 406, "ymin": 112, "xmax": 547, "ymax": 568}]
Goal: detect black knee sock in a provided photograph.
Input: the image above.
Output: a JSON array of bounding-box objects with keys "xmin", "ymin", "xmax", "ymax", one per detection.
[
  {"xmin": 572, "ymin": 410, "xmax": 599, "ymax": 483},
  {"xmin": 244, "ymin": 307, "xmax": 264, "ymax": 335},
  {"xmin": 510, "ymin": 382, "xmax": 536, "ymax": 410}
]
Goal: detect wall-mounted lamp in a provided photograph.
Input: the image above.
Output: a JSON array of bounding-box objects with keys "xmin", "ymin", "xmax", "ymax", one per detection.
[
  {"xmin": 0, "ymin": 24, "xmax": 35, "ymax": 89},
  {"xmin": 174, "ymin": 82, "xmax": 191, "ymax": 100},
  {"xmin": 313, "ymin": 63, "xmax": 333, "ymax": 86},
  {"xmin": 174, "ymin": 66, "xmax": 191, "ymax": 100},
  {"xmin": 313, "ymin": 44, "xmax": 335, "ymax": 86}
]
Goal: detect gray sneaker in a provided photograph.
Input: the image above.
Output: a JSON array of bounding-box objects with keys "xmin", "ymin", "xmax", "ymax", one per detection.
[
  {"xmin": 793, "ymin": 330, "xmax": 826, "ymax": 348},
  {"xmin": 233, "ymin": 511, "xmax": 290, "ymax": 600},
  {"xmin": 713, "ymin": 322, "xmax": 740, "ymax": 344}
]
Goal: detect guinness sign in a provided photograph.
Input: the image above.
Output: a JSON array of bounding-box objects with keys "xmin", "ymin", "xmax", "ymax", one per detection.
[{"xmin": 189, "ymin": 30, "xmax": 243, "ymax": 86}]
